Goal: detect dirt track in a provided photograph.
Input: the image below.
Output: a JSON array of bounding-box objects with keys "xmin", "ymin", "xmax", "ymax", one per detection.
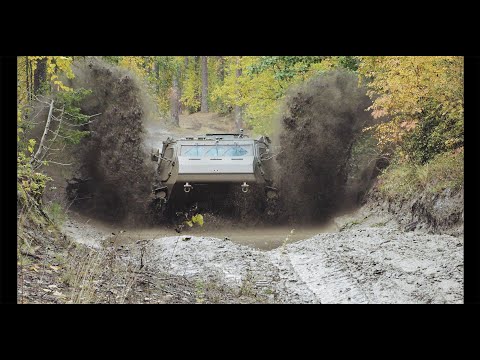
[{"xmin": 62, "ymin": 209, "xmax": 463, "ymax": 304}]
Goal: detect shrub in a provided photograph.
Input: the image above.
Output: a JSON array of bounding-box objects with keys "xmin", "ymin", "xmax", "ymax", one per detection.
[
  {"xmin": 402, "ymin": 104, "xmax": 464, "ymax": 165},
  {"xmin": 378, "ymin": 147, "xmax": 463, "ymax": 198},
  {"xmin": 45, "ymin": 202, "xmax": 66, "ymax": 226}
]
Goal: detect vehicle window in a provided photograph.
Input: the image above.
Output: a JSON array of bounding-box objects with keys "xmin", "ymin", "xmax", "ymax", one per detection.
[
  {"xmin": 221, "ymin": 146, "xmax": 249, "ymax": 156},
  {"xmin": 181, "ymin": 144, "xmax": 253, "ymax": 157},
  {"xmin": 181, "ymin": 145, "xmax": 209, "ymax": 157}
]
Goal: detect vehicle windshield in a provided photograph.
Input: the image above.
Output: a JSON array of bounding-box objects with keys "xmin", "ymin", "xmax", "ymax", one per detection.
[{"xmin": 181, "ymin": 144, "xmax": 253, "ymax": 157}]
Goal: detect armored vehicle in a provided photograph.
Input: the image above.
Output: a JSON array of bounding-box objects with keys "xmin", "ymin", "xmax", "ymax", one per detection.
[{"xmin": 150, "ymin": 131, "xmax": 278, "ymax": 217}]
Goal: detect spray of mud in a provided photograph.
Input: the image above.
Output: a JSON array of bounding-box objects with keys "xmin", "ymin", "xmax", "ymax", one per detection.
[
  {"xmin": 272, "ymin": 70, "xmax": 376, "ymax": 224},
  {"xmin": 65, "ymin": 58, "xmax": 156, "ymax": 225},
  {"xmin": 64, "ymin": 62, "xmax": 377, "ymax": 228}
]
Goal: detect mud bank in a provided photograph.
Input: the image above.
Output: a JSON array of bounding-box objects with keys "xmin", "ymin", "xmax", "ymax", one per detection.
[{"xmin": 365, "ymin": 185, "xmax": 464, "ymax": 236}]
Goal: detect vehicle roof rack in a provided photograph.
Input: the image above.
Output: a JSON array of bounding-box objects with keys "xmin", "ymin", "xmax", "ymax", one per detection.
[
  {"xmin": 204, "ymin": 133, "xmax": 249, "ymax": 138},
  {"xmin": 178, "ymin": 132, "xmax": 250, "ymax": 141}
]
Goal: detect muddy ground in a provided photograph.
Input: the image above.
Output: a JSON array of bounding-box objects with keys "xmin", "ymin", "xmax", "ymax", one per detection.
[
  {"xmin": 60, "ymin": 206, "xmax": 463, "ymax": 304},
  {"xmin": 18, "ymin": 214, "xmax": 267, "ymax": 304}
]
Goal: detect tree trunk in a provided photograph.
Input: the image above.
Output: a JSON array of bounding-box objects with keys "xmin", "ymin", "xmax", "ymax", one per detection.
[
  {"xmin": 33, "ymin": 58, "xmax": 47, "ymax": 94},
  {"xmin": 235, "ymin": 57, "xmax": 243, "ymax": 131},
  {"xmin": 193, "ymin": 56, "xmax": 201, "ymax": 112},
  {"xmin": 25, "ymin": 57, "xmax": 31, "ymax": 100},
  {"xmin": 30, "ymin": 58, "xmax": 34, "ymax": 97},
  {"xmin": 170, "ymin": 70, "xmax": 181, "ymax": 127},
  {"xmin": 181, "ymin": 57, "xmax": 189, "ymax": 113},
  {"xmin": 218, "ymin": 56, "xmax": 225, "ymax": 82},
  {"xmin": 194, "ymin": 56, "xmax": 199, "ymax": 70},
  {"xmin": 234, "ymin": 105, "xmax": 243, "ymax": 131},
  {"xmin": 154, "ymin": 59, "xmax": 160, "ymax": 93},
  {"xmin": 200, "ymin": 56, "xmax": 209, "ymax": 112}
]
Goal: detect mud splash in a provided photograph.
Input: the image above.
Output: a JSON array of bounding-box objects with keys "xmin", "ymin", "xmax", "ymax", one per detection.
[
  {"xmin": 64, "ymin": 64, "xmax": 376, "ymax": 227},
  {"xmin": 273, "ymin": 70, "xmax": 375, "ymax": 223},
  {"xmin": 65, "ymin": 58, "xmax": 156, "ymax": 224}
]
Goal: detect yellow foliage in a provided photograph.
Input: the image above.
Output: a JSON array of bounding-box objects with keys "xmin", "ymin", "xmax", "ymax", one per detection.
[
  {"xmin": 211, "ymin": 57, "xmax": 346, "ymax": 135},
  {"xmin": 118, "ymin": 56, "xmax": 149, "ymax": 79},
  {"xmin": 181, "ymin": 59, "xmax": 201, "ymax": 111},
  {"xmin": 358, "ymin": 56, "xmax": 464, "ymax": 151},
  {"xmin": 33, "ymin": 56, "xmax": 74, "ymax": 91},
  {"xmin": 212, "ymin": 57, "xmax": 288, "ymax": 135}
]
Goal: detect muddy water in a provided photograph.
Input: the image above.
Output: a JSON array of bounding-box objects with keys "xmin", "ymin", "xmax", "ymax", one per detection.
[
  {"xmin": 162, "ymin": 223, "xmax": 338, "ymax": 250},
  {"xmin": 66, "ymin": 211, "xmax": 337, "ymax": 250}
]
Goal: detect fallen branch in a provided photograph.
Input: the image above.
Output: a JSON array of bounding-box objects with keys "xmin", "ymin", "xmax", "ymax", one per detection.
[{"xmin": 20, "ymin": 250, "xmax": 42, "ymax": 260}]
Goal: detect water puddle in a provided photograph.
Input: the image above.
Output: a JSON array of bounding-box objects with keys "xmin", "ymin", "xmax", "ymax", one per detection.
[{"xmin": 66, "ymin": 211, "xmax": 338, "ymax": 250}]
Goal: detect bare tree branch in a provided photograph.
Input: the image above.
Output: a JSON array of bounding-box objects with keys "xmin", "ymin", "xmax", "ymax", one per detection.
[
  {"xmin": 31, "ymin": 99, "xmax": 54, "ymax": 166},
  {"xmin": 44, "ymin": 161, "xmax": 72, "ymax": 166},
  {"xmin": 46, "ymin": 129, "xmax": 74, "ymax": 139},
  {"xmin": 51, "ymin": 112, "xmax": 101, "ymax": 127},
  {"xmin": 33, "ymin": 106, "xmax": 65, "ymax": 170}
]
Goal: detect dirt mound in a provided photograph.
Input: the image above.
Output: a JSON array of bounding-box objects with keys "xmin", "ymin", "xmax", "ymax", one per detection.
[
  {"xmin": 65, "ymin": 58, "xmax": 156, "ymax": 224},
  {"xmin": 273, "ymin": 70, "xmax": 375, "ymax": 223}
]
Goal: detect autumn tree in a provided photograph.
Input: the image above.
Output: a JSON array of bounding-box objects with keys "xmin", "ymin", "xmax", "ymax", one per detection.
[
  {"xmin": 182, "ymin": 56, "xmax": 201, "ymax": 113},
  {"xmin": 201, "ymin": 56, "xmax": 209, "ymax": 112},
  {"xmin": 212, "ymin": 56, "xmax": 341, "ymax": 134},
  {"xmin": 33, "ymin": 58, "xmax": 47, "ymax": 94},
  {"xmin": 358, "ymin": 56, "xmax": 464, "ymax": 163},
  {"xmin": 17, "ymin": 56, "xmax": 85, "ymax": 211},
  {"xmin": 217, "ymin": 56, "xmax": 225, "ymax": 82}
]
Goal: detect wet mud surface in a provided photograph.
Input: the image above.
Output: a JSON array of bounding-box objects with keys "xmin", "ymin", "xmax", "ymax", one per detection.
[{"xmin": 63, "ymin": 210, "xmax": 463, "ymax": 304}]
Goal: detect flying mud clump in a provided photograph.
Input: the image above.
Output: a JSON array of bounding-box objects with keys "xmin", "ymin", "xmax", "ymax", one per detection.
[
  {"xmin": 65, "ymin": 58, "xmax": 156, "ymax": 224},
  {"xmin": 273, "ymin": 69, "xmax": 376, "ymax": 224}
]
